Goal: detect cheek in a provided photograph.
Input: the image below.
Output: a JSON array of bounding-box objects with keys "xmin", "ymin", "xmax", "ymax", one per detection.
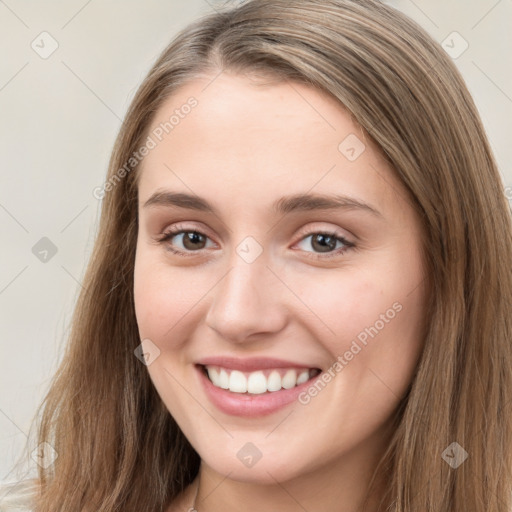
[
  {"xmin": 294, "ymin": 274, "xmax": 425, "ymax": 443},
  {"xmin": 300, "ymin": 252, "xmax": 426, "ymax": 387},
  {"xmin": 297, "ymin": 267, "xmax": 403, "ymax": 349},
  {"xmin": 133, "ymin": 254, "xmax": 204, "ymax": 414},
  {"xmin": 133, "ymin": 253, "xmax": 212, "ymax": 346},
  {"xmin": 134, "ymin": 266, "xmax": 173, "ymax": 342}
]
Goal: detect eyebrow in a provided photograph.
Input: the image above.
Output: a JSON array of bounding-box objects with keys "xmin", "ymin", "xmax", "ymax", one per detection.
[{"xmin": 142, "ymin": 190, "xmax": 383, "ymax": 218}]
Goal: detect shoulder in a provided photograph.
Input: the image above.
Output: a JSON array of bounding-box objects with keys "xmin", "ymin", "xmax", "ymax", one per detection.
[{"xmin": 0, "ymin": 479, "xmax": 39, "ymax": 512}]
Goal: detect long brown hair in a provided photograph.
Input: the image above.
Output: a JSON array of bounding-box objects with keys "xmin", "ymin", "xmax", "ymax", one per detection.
[{"xmin": 15, "ymin": 0, "xmax": 512, "ymax": 510}]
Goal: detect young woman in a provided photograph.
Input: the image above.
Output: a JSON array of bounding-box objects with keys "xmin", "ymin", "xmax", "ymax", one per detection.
[{"xmin": 2, "ymin": 0, "xmax": 511, "ymax": 510}]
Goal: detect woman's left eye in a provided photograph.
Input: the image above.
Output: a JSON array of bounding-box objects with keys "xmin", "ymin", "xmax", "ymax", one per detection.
[
  {"xmin": 155, "ymin": 225, "xmax": 355, "ymax": 259},
  {"xmin": 294, "ymin": 232, "xmax": 355, "ymax": 258}
]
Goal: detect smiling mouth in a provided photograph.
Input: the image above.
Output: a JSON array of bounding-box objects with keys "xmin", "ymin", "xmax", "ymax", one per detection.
[{"xmin": 198, "ymin": 364, "xmax": 322, "ymax": 395}]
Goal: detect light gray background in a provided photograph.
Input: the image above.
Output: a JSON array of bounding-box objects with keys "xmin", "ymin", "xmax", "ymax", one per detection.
[{"xmin": 1, "ymin": 0, "xmax": 511, "ymax": 482}]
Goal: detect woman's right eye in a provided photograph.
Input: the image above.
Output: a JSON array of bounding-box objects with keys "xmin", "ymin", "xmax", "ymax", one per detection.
[{"xmin": 156, "ymin": 227, "xmax": 215, "ymax": 256}]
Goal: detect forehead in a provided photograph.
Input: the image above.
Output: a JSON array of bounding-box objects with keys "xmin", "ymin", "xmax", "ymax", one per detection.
[
  {"xmin": 144, "ymin": 72, "xmax": 357, "ymax": 152},
  {"xmin": 137, "ymin": 72, "xmax": 409, "ymax": 222}
]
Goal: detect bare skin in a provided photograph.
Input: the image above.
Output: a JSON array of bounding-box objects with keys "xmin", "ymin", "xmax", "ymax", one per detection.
[{"xmin": 134, "ymin": 71, "xmax": 428, "ymax": 512}]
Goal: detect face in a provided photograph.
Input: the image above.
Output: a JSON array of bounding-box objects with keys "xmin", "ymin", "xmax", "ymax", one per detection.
[{"xmin": 133, "ymin": 72, "xmax": 427, "ymax": 485}]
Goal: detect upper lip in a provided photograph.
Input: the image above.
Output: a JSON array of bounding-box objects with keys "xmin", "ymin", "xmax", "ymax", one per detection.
[{"xmin": 196, "ymin": 356, "xmax": 320, "ymax": 372}]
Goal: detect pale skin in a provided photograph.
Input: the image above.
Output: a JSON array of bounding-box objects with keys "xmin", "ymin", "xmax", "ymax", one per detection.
[{"xmin": 133, "ymin": 71, "xmax": 428, "ymax": 511}]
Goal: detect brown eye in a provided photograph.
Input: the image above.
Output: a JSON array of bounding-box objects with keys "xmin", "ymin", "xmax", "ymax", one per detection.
[
  {"xmin": 157, "ymin": 226, "xmax": 215, "ymax": 256},
  {"xmin": 180, "ymin": 231, "xmax": 207, "ymax": 250},
  {"xmin": 294, "ymin": 230, "xmax": 355, "ymax": 259},
  {"xmin": 310, "ymin": 233, "xmax": 338, "ymax": 253},
  {"xmin": 156, "ymin": 225, "xmax": 355, "ymax": 260}
]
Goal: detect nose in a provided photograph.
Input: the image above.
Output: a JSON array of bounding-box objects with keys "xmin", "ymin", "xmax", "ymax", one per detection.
[{"xmin": 205, "ymin": 256, "xmax": 288, "ymax": 343}]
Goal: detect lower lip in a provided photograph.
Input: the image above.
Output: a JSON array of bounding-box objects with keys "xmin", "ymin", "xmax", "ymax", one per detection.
[{"xmin": 196, "ymin": 365, "xmax": 318, "ymax": 417}]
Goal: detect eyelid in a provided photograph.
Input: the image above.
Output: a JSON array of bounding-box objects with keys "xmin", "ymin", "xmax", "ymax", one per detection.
[
  {"xmin": 156, "ymin": 221, "xmax": 355, "ymax": 257},
  {"xmin": 158, "ymin": 221, "xmax": 216, "ymax": 243},
  {"xmin": 292, "ymin": 222, "xmax": 354, "ymax": 245},
  {"xmin": 155, "ymin": 222, "xmax": 217, "ymax": 251},
  {"xmin": 159, "ymin": 221, "xmax": 354, "ymax": 244}
]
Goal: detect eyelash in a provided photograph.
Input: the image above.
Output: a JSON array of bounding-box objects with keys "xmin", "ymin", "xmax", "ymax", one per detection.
[{"xmin": 154, "ymin": 222, "xmax": 356, "ymax": 260}]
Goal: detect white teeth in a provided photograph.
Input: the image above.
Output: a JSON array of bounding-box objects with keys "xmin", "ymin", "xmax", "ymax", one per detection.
[
  {"xmin": 281, "ymin": 369, "xmax": 297, "ymax": 389},
  {"xmin": 218, "ymin": 368, "xmax": 229, "ymax": 389},
  {"xmin": 205, "ymin": 366, "xmax": 317, "ymax": 394},
  {"xmin": 267, "ymin": 370, "xmax": 282, "ymax": 392},
  {"xmin": 296, "ymin": 370, "xmax": 309, "ymax": 385},
  {"xmin": 247, "ymin": 371, "xmax": 267, "ymax": 394},
  {"xmin": 208, "ymin": 366, "xmax": 219, "ymax": 382},
  {"xmin": 229, "ymin": 370, "xmax": 247, "ymax": 393}
]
